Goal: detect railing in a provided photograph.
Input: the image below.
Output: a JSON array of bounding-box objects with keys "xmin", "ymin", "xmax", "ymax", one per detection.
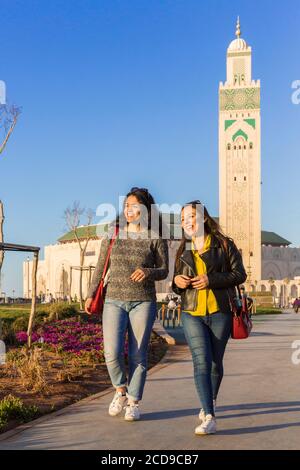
[
  {"xmin": 0, "ymin": 242, "xmax": 40, "ymax": 347},
  {"xmin": 157, "ymin": 303, "xmax": 181, "ymax": 328}
]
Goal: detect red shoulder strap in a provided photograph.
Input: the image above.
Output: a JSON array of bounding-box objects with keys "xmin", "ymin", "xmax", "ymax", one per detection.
[{"xmin": 100, "ymin": 226, "xmax": 119, "ymax": 282}]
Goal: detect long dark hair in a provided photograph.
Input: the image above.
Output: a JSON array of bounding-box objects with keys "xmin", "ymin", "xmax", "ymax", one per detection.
[
  {"xmin": 175, "ymin": 200, "xmax": 231, "ymax": 270},
  {"xmin": 115, "ymin": 187, "xmax": 165, "ymax": 236}
]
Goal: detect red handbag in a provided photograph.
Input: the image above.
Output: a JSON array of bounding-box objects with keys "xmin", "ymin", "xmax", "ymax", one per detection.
[
  {"xmin": 220, "ymin": 238, "xmax": 253, "ymax": 340},
  {"xmin": 229, "ymin": 286, "xmax": 253, "ymax": 340},
  {"xmin": 88, "ymin": 226, "xmax": 119, "ymax": 315}
]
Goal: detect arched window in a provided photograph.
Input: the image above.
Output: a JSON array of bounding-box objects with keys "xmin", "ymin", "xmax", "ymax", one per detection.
[
  {"xmin": 227, "ymin": 144, "xmax": 231, "ymax": 150},
  {"xmin": 291, "ymin": 285, "xmax": 298, "ymax": 298},
  {"xmin": 250, "ymin": 142, "xmax": 253, "ymax": 149},
  {"xmin": 271, "ymin": 285, "xmax": 277, "ymax": 297}
]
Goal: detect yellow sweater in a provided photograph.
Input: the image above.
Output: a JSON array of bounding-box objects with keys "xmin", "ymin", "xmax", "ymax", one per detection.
[{"xmin": 185, "ymin": 234, "xmax": 219, "ymax": 316}]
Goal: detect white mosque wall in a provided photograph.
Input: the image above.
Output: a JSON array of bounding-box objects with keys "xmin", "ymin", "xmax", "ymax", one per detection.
[
  {"xmin": 261, "ymin": 245, "xmax": 300, "ymax": 280},
  {"xmin": 23, "ymin": 239, "xmax": 103, "ymax": 300}
]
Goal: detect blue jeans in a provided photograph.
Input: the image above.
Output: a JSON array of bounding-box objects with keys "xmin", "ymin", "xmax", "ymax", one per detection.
[
  {"xmin": 181, "ymin": 311, "xmax": 232, "ymax": 416},
  {"xmin": 102, "ymin": 298, "xmax": 157, "ymax": 402}
]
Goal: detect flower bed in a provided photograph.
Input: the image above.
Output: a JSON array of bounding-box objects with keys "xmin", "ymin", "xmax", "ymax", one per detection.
[
  {"xmin": 0, "ymin": 317, "xmax": 167, "ymax": 434},
  {"xmin": 16, "ymin": 319, "xmax": 110, "ymax": 361}
]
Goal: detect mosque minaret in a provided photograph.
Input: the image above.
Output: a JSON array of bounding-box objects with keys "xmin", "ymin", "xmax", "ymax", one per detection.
[{"xmin": 219, "ymin": 17, "xmax": 261, "ymax": 286}]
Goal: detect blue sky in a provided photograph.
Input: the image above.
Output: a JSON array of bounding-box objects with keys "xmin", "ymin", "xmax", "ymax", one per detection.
[{"xmin": 1, "ymin": 0, "xmax": 300, "ymax": 296}]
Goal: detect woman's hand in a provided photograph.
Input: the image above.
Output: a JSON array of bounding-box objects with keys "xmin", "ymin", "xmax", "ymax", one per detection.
[
  {"xmin": 174, "ymin": 275, "xmax": 191, "ymax": 289},
  {"xmin": 130, "ymin": 268, "xmax": 147, "ymax": 283},
  {"xmin": 85, "ymin": 297, "xmax": 93, "ymax": 314},
  {"xmin": 191, "ymin": 274, "xmax": 209, "ymax": 290}
]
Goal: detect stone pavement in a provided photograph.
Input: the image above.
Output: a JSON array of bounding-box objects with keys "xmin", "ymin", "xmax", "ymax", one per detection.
[{"xmin": 0, "ymin": 312, "xmax": 299, "ymax": 450}]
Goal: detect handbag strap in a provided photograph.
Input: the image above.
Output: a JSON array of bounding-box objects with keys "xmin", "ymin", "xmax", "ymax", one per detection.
[{"xmin": 100, "ymin": 226, "xmax": 119, "ymax": 282}]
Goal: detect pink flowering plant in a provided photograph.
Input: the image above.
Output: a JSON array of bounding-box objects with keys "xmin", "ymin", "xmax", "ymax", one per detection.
[{"xmin": 15, "ymin": 319, "xmax": 126, "ymax": 362}]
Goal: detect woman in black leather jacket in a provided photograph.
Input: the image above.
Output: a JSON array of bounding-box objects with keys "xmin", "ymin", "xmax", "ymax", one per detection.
[{"xmin": 172, "ymin": 200, "xmax": 247, "ymax": 436}]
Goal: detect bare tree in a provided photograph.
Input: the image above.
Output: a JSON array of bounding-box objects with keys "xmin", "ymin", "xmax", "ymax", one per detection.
[
  {"xmin": 0, "ymin": 103, "xmax": 21, "ymax": 278},
  {"xmin": 27, "ymin": 250, "xmax": 39, "ymax": 348},
  {"xmin": 0, "ymin": 104, "xmax": 20, "ymax": 156},
  {"xmin": 63, "ymin": 202, "xmax": 94, "ymax": 310}
]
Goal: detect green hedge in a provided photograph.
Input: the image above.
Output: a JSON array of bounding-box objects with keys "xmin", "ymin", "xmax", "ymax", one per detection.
[
  {"xmin": 253, "ymin": 307, "xmax": 282, "ymax": 315},
  {"xmin": 48, "ymin": 303, "xmax": 79, "ymax": 321}
]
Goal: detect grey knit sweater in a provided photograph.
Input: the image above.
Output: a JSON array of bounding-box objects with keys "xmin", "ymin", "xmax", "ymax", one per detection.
[{"xmin": 87, "ymin": 230, "xmax": 169, "ymax": 301}]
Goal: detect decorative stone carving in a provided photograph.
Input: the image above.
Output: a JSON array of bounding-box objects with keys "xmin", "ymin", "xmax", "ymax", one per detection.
[
  {"xmin": 233, "ymin": 201, "xmax": 247, "ymax": 220},
  {"xmin": 220, "ymin": 88, "xmax": 260, "ymax": 111}
]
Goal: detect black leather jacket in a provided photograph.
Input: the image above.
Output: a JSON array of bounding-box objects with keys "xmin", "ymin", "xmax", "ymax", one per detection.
[{"xmin": 172, "ymin": 235, "xmax": 247, "ymax": 314}]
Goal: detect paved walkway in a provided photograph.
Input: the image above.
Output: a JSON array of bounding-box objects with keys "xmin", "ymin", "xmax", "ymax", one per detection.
[{"xmin": 0, "ymin": 312, "xmax": 300, "ymax": 450}]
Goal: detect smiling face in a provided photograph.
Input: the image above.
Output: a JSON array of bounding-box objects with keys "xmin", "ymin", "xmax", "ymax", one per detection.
[
  {"xmin": 124, "ymin": 195, "xmax": 141, "ymax": 224},
  {"xmin": 181, "ymin": 205, "xmax": 206, "ymax": 238}
]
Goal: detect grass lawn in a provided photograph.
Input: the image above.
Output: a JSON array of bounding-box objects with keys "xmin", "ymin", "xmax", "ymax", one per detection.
[
  {"xmin": 253, "ymin": 307, "xmax": 283, "ymax": 316},
  {"xmin": 0, "ymin": 303, "xmax": 81, "ymax": 322},
  {"xmin": 0, "ymin": 305, "xmax": 31, "ymax": 320}
]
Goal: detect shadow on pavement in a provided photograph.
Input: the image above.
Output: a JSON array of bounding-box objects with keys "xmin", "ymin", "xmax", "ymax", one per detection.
[
  {"xmin": 143, "ymin": 401, "xmax": 300, "ymax": 424},
  {"xmin": 219, "ymin": 401, "xmax": 300, "ymax": 411},
  {"xmin": 142, "ymin": 408, "xmax": 199, "ymax": 421},
  {"xmin": 217, "ymin": 421, "xmax": 300, "ymax": 435},
  {"xmin": 218, "ymin": 406, "xmax": 300, "ymax": 420},
  {"xmin": 148, "ymin": 376, "xmax": 194, "ymax": 382}
]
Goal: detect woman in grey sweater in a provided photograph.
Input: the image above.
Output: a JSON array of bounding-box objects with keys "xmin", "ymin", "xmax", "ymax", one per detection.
[{"xmin": 85, "ymin": 187, "xmax": 169, "ymax": 421}]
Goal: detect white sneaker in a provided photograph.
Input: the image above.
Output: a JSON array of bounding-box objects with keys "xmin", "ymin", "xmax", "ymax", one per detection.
[
  {"xmin": 108, "ymin": 391, "xmax": 127, "ymax": 417},
  {"xmin": 199, "ymin": 399, "xmax": 217, "ymax": 422},
  {"xmin": 195, "ymin": 414, "xmax": 217, "ymax": 435},
  {"xmin": 124, "ymin": 403, "xmax": 140, "ymax": 421}
]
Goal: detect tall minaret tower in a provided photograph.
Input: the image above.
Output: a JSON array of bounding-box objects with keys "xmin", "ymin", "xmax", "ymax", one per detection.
[{"xmin": 219, "ymin": 18, "xmax": 261, "ymax": 286}]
